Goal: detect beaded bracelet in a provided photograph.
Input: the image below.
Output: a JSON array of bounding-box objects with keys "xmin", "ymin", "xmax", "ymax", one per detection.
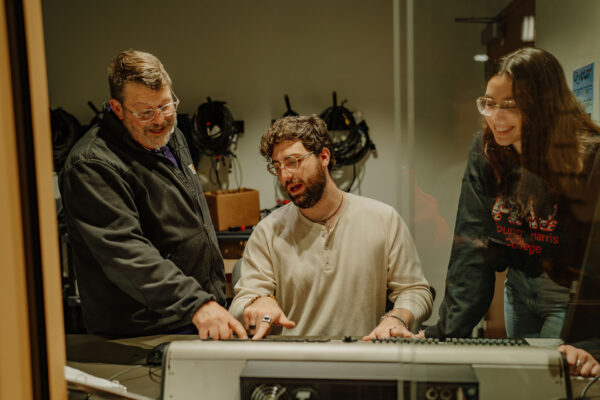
[
  {"xmin": 379, "ymin": 312, "xmax": 409, "ymax": 330},
  {"xmin": 244, "ymin": 294, "xmax": 276, "ymax": 309}
]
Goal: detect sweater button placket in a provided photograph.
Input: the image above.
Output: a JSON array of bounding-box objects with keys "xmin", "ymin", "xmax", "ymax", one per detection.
[{"xmin": 324, "ymin": 232, "xmax": 332, "ymax": 267}]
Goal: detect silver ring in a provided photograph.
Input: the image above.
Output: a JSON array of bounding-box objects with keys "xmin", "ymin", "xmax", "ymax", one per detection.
[
  {"xmin": 262, "ymin": 315, "xmax": 272, "ymax": 324},
  {"xmin": 576, "ymin": 359, "xmax": 582, "ymax": 368}
]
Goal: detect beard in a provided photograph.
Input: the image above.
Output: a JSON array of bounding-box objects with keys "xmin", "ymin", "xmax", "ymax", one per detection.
[{"xmin": 285, "ymin": 163, "xmax": 327, "ymax": 209}]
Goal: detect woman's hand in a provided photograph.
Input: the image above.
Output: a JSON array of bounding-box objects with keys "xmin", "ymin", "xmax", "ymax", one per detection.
[{"xmin": 559, "ymin": 344, "xmax": 600, "ymax": 377}]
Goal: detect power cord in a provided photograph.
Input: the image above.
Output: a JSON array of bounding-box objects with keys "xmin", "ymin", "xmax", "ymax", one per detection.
[
  {"xmin": 148, "ymin": 366, "xmax": 163, "ymax": 384},
  {"xmin": 106, "ymin": 365, "xmax": 144, "ymax": 381},
  {"xmin": 579, "ymin": 374, "xmax": 600, "ymax": 399},
  {"xmin": 232, "ymin": 153, "xmax": 243, "ymax": 188},
  {"xmin": 208, "ymin": 153, "xmax": 242, "ymax": 190}
]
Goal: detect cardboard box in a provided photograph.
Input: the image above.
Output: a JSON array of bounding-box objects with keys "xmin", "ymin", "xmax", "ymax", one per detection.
[
  {"xmin": 204, "ymin": 188, "xmax": 260, "ymax": 231},
  {"xmin": 219, "ymin": 241, "xmax": 246, "ymax": 259}
]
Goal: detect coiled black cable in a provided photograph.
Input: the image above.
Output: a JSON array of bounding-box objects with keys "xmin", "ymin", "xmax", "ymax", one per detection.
[
  {"xmin": 282, "ymin": 94, "xmax": 299, "ymax": 117},
  {"xmin": 192, "ymin": 97, "xmax": 237, "ymax": 157},
  {"xmin": 191, "ymin": 97, "xmax": 242, "ymax": 189},
  {"xmin": 319, "ymin": 91, "xmax": 376, "ymax": 168},
  {"xmin": 50, "ymin": 107, "xmax": 83, "ymax": 172},
  {"xmin": 271, "ymin": 94, "xmax": 299, "ymax": 125},
  {"xmin": 82, "ymin": 101, "xmax": 102, "ymax": 133}
]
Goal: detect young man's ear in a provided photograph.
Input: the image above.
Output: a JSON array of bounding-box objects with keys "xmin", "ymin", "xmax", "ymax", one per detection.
[
  {"xmin": 319, "ymin": 147, "xmax": 331, "ymax": 168},
  {"xmin": 109, "ymin": 98, "xmax": 125, "ymax": 120}
]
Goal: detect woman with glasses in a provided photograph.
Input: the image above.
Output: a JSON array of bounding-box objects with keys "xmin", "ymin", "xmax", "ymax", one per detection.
[{"xmin": 423, "ymin": 47, "xmax": 600, "ymax": 377}]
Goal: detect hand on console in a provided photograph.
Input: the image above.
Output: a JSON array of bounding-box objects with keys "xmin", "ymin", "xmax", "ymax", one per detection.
[
  {"xmin": 243, "ymin": 295, "xmax": 296, "ymax": 340},
  {"xmin": 192, "ymin": 300, "xmax": 248, "ymax": 340},
  {"xmin": 413, "ymin": 329, "xmax": 426, "ymax": 339},
  {"xmin": 559, "ymin": 344, "xmax": 600, "ymax": 377},
  {"xmin": 362, "ymin": 309, "xmax": 414, "ymax": 340}
]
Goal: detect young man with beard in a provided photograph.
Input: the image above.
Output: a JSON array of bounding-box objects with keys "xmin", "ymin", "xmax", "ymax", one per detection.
[
  {"xmin": 60, "ymin": 50, "xmax": 246, "ymax": 340},
  {"xmin": 229, "ymin": 115, "xmax": 432, "ymax": 340}
]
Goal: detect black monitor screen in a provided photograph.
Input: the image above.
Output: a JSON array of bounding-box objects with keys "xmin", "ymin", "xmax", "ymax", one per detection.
[{"xmin": 560, "ymin": 195, "xmax": 600, "ymax": 344}]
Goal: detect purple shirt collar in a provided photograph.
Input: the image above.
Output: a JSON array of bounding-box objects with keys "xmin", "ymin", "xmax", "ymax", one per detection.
[{"xmin": 153, "ymin": 145, "xmax": 179, "ymax": 169}]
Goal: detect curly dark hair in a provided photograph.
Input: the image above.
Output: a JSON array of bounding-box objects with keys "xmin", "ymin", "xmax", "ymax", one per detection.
[{"xmin": 260, "ymin": 115, "xmax": 336, "ymax": 170}]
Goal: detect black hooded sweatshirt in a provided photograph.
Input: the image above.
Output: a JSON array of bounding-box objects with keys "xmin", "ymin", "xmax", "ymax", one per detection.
[{"xmin": 426, "ymin": 132, "xmax": 600, "ymax": 340}]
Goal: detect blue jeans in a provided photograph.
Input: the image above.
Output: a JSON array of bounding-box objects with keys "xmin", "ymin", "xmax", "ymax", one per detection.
[{"xmin": 504, "ymin": 268, "xmax": 570, "ymax": 338}]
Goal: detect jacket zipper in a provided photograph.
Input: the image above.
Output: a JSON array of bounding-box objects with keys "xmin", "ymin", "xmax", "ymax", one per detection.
[{"xmin": 159, "ymin": 142, "xmax": 225, "ymax": 304}]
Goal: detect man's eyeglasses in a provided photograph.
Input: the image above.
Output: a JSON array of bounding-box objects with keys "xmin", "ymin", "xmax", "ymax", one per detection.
[
  {"xmin": 476, "ymin": 96, "xmax": 519, "ymax": 117},
  {"xmin": 267, "ymin": 151, "xmax": 314, "ymax": 176},
  {"xmin": 126, "ymin": 94, "xmax": 180, "ymax": 122}
]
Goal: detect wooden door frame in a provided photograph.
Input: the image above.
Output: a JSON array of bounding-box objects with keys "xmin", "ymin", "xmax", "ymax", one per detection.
[{"xmin": 1, "ymin": 0, "xmax": 66, "ymax": 398}]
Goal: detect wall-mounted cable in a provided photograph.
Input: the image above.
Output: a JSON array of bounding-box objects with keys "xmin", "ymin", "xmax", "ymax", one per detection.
[
  {"xmin": 319, "ymin": 91, "xmax": 376, "ymax": 191},
  {"xmin": 192, "ymin": 97, "xmax": 243, "ymax": 190}
]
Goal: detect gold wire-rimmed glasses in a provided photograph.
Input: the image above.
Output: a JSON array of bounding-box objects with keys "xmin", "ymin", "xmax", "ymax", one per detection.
[{"xmin": 267, "ymin": 151, "xmax": 314, "ymax": 176}]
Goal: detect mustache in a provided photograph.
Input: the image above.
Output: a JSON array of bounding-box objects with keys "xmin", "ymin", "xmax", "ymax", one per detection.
[
  {"xmin": 145, "ymin": 121, "xmax": 171, "ymax": 131},
  {"xmin": 146, "ymin": 115, "xmax": 176, "ymax": 131},
  {"xmin": 285, "ymin": 179, "xmax": 303, "ymax": 189}
]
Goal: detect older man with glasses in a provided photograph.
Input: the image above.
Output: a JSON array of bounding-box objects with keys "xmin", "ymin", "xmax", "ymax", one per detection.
[
  {"xmin": 60, "ymin": 49, "xmax": 246, "ymax": 340},
  {"xmin": 229, "ymin": 115, "xmax": 433, "ymax": 340}
]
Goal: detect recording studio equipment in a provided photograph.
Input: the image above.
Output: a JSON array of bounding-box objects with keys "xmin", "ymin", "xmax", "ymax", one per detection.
[
  {"xmin": 192, "ymin": 97, "xmax": 238, "ymax": 157},
  {"xmin": 160, "ymin": 337, "xmax": 569, "ymax": 400},
  {"xmin": 50, "ymin": 107, "xmax": 83, "ymax": 172},
  {"xmin": 319, "ymin": 91, "xmax": 376, "ymax": 169},
  {"xmin": 281, "ymin": 94, "xmax": 299, "ymax": 118}
]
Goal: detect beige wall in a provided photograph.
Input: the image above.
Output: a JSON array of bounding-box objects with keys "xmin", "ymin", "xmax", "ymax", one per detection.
[
  {"xmin": 537, "ymin": 0, "xmax": 600, "ymax": 122},
  {"xmin": 42, "ymin": 0, "xmax": 396, "ymax": 208}
]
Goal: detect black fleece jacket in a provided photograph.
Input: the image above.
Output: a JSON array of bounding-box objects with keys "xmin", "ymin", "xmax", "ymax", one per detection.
[
  {"xmin": 60, "ymin": 109, "xmax": 225, "ymax": 336},
  {"xmin": 426, "ymin": 132, "xmax": 600, "ymax": 340}
]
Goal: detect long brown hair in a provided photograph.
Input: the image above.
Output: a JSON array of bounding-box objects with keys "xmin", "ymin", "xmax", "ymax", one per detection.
[{"xmin": 483, "ymin": 47, "xmax": 600, "ymax": 215}]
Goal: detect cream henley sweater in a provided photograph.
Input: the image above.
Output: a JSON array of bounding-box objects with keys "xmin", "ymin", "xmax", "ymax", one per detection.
[{"xmin": 229, "ymin": 193, "xmax": 432, "ymax": 337}]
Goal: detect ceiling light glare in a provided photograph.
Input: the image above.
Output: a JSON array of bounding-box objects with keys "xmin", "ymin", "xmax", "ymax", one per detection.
[{"xmin": 521, "ymin": 15, "xmax": 535, "ymax": 42}]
